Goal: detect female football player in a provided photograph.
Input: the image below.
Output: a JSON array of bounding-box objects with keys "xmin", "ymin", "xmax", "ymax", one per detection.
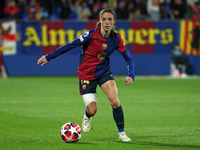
[{"xmin": 37, "ymin": 8, "xmax": 135, "ymax": 142}]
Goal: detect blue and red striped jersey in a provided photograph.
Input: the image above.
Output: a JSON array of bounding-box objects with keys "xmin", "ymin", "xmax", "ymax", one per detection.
[{"xmin": 46, "ymin": 27, "xmax": 135, "ymax": 80}]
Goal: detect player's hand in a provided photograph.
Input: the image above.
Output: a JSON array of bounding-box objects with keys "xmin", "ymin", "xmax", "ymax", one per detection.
[
  {"xmin": 37, "ymin": 55, "xmax": 48, "ymax": 66},
  {"xmin": 125, "ymin": 76, "xmax": 133, "ymax": 85}
]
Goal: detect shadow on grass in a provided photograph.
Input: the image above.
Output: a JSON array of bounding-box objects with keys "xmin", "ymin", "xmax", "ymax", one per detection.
[
  {"xmin": 132, "ymin": 141, "xmax": 200, "ymax": 149},
  {"xmin": 113, "ymin": 138, "xmax": 200, "ymax": 149},
  {"xmin": 74, "ymin": 142, "xmax": 97, "ymax": 145}
]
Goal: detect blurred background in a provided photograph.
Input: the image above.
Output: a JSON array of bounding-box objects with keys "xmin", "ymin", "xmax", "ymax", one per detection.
[{"xmin": 0, "ymin": 0, "xmax": 200, "ymax": 78}]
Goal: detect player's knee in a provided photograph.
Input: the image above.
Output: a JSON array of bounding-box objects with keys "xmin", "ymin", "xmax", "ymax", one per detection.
[
  {"xmin": 83, "ymin": 93, "xmax": 97, "ymax": 116},
  {"xmin": 110, "ymin": 99, "xmax": 120, "ymax": 108}
]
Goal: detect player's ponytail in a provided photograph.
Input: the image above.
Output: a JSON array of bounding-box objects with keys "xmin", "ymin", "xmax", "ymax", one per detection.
[{"xmin": 96, "ymin": 21, "xmax": 101, "ymax": 28}]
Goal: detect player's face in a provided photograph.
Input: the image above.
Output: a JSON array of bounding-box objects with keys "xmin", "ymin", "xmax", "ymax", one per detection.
[{"xmin": 100, "ymin": 12, "xmax": 116, "ymax": 32}]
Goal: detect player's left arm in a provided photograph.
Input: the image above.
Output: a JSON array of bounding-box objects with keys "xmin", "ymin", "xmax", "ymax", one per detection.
[
  {"xmin": 121, "ymin": 49, "xmax": 135, "ymax": 85},
  {"xmin": 117, "ymin": 34, "xmax": 135, "ymax": 85}
]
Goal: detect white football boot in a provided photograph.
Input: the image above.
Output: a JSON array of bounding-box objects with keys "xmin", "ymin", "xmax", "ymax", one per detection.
[
  {"xmin": 118, "ymin": 132, "xmax": 132, "ymax": 142},
  {"xmin": 82, "ymin": 113, "xmax": 91, "ymax": 133}
]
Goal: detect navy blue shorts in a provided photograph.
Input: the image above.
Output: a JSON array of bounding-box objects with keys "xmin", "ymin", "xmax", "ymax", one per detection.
[{"xmin": 79, "ymin": 73, "xmax": 114, "ymax": 95}]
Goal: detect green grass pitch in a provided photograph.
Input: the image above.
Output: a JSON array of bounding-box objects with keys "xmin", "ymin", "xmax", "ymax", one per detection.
[{"xmin": 0, "ymin": 76, "xmax": 200, "ymax": 150}]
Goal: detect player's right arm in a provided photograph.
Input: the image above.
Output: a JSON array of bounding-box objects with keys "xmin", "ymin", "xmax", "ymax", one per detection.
[{"xmin": 37, "ymin": 30, "xmax": 92, "ymax": 66}]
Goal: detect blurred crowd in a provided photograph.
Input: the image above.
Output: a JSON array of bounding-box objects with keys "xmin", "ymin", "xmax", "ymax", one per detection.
[{"xmin": 1, "ymin": 0, "xmax": 200, "ymax": 22}]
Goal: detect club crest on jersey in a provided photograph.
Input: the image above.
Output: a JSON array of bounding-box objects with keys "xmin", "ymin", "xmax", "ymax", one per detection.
[
  {"xmin": 82, "ymin": 84, "xmax": 86, "ymax": 90},
  {"xmin": 98, "ymin": 53, "xmax": 107, "ymax": 60},
  {"xmin": 102, "ymin": 44, "xmax": 107, "ymax": 49}
]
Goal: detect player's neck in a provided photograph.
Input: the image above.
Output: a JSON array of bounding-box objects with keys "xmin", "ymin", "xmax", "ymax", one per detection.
[{"xmin": 101, "ymin": 28, "xmax": 111, "ymax": 38}]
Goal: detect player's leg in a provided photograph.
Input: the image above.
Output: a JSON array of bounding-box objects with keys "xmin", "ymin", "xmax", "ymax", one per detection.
[
  {"xmin": 82, "ymin": 94, "xmax": 97, "ymax": 133},
  {"xmin": 79, "ymin": 80, "xmax": 98, "ymax": 132},
  {"xmin": 84, "ymin": 98, "xmax": 97, "ymax": 117},
  {"xmin": 83, "ymin": 93, "xmax": 97, "ymax": 118},
  {"xmin": 99, "ymin": 75, "xmax": 131, "ymax": 141},
  {"xmin": 0, "ymin": 68, "xmax": 2, "ymax": 78}
]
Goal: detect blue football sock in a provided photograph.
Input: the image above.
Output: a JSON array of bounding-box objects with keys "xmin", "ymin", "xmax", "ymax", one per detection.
[{"xmin": 113, "ymin": 105, "xmax": 124, "ymax": 132}]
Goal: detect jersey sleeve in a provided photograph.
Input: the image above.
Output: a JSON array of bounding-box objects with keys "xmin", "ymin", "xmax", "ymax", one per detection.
[
  {"xmin": 117, "ymin": 34, "xmax": 126, "ymax": 53},
  {"xmin": 120, "ymin": 49, "xmax": 135, "ymax": 80},
  {"xmin": 116, "ymin": 34, "xmax": 135, "ymax": 80},
  {"xmin": 46, "ymin": 30, "xmax": 92, "ymax": 61}
]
